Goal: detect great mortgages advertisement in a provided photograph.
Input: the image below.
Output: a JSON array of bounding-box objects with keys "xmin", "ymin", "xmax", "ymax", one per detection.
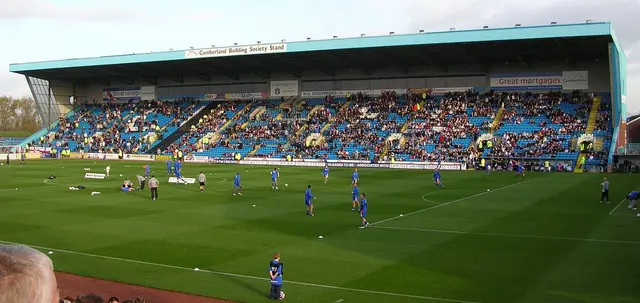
[
  {"xmin": 490, "ymin": 71, "xmax": 588, "ymax": 91},
  {"xmin": 103, "ymin": 86, "xmax": 156, "ymax": 101}
]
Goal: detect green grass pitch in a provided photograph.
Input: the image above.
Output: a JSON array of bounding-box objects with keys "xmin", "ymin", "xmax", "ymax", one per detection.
[{"xmin": 1, "ymin": 159, "xmax": 639, "ymax": 303}]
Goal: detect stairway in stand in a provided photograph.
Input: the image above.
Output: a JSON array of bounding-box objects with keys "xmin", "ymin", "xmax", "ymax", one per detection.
[
  {"xmin": 574, "ymin": 96, "xmax": 601, "ymax": 174},
  {"xmin": 246, "ymin": 144, "xmax": 261, "ymax": 157},
  {"xmin": 490, "ymin": 103, "xmax": 505, "ymax": 134},
  {"xmin": 146, "ymin": 102, "xmax": 218, "ymax": 153},
  {"xmin": 275, "ymin": 97, "xmax": 295, "ymax": 120},
  {"xmin": 197, "ymin": 100, "xmax": 255, "ymax": 147},
  {"xmin": 381, "ymin": 111, "xmax": 416, "ymax": 159},
  {"xmin": 585, "ymin": 96, "xmax": 601, "ymax": 135},
  {"xmin": 320, "ymin": 101, "xmax": 351, "ymax": 133}
]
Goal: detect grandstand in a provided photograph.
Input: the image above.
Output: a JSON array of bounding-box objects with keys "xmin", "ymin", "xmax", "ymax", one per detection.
[{"xmin": 8, "ymin": 22, "xmax": 627, "ymax": 172}]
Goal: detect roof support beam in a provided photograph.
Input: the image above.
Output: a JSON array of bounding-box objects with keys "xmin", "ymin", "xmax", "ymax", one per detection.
[
  {"xmin": 553, "ymin": 38, "xmax": 571, "ymax": 61},
  {"xmin": 515, "ymin": 55, "xmax": 531, "ymax": 68},
  {"xmin": 455, "ymin": 46, "xmax": 486, "ymax": 73},
  {"xmin": 114, "ymin": 65, "xmax": 146, "ymax": 79},
  {"xmin": 360, "ymin": 68, "xmax": 372, "ymax": 76},
  {"xmin": 226, "ymin": 74, "xmax": 240, "ymax": 81},
  {"xmin": 323, "ymin": 69, "xmax": 336, "ymax": 77},
  {"xmin": 410, "ymin": 50, "xmax": 447, "ymax": 72},
  {"xmin": 96, "ymin": 79, "xmax": 111, "ymax": 86},
  {"xmin": 253, "ymin": 71, "xmax": 270, "ymax": 79},
  {"xmin": 142, "ymin": 78, "xmax": 158, "ymax": 85},
  {"xmin": 200, "ymin": 60, "xmax": 241, "ymax": 81},
  {"xmin": 257, "ymin": 59, "xmax": 300, "ymax": 77},
  {"xmin": 196, "ymin": 75, "xmax": 211, "ymax": 82},
  {"xmin": 171, "ymin": 76, "xmax": 184, "ymax": 83},
  {"xmin": 181, "ymin": 67, "xmax": 211, "ymax": 82}
]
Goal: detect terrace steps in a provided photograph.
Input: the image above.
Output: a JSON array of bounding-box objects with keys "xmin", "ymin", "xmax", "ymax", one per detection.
[
  {"xmin": 281, "ymin": 125, "xmax": 309, "ymax": 150},
  {"xmin": 573, "ymin": 153, "xmax": 587, "ymax": 174},
  {"xmin": 308, "ymin": 105, "xmax": 324, "ymax": 117},
  {"xmin": 574, "ymin": 96, "xmax": 600, "ymax": 173},
  {"xmin": 585, "ymin": 96, "xmax": 601, "ymax": 135},
  {"xmin": 320, "ymin": 101, "xmax": 351, "ymax": 133},
  {"xmin": 275, "ymin": 97, "xmax": 295, "ymax": 120},
  {"xmin": 198, "ymin": 100, "xmax": 254, "ymax": 146},
  {"xmin": 490, "ymin": 103, "xmax": 505, "ymax": 134},
  {"xmin": 247, "ymin": 144, "xmax": 261, "ymax": 157},
  {"xmin": 249, "ymin": 106, "xmax": 266, "ymax": 120},
  {"xmin": 147, "ymin": 102, "xmax": 218, "ymax": 153}
]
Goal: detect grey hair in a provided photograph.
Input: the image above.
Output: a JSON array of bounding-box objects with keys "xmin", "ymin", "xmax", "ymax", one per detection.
[{"xmin": 0, "ymin": 244, "xmax": 57, "ymax": 303}]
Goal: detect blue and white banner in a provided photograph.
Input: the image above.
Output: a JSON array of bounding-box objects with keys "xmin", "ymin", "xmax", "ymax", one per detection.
[
  {"xmin": 103, "ymin": 86, "xmax": 155, "ymax": 101},
  {"xmin": 489, "ymin": 71, "xmax": 588, "ymax": 91}
]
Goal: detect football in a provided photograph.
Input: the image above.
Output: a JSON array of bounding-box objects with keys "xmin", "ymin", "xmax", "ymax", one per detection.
[{"xmin": 280, "ymin": 291, "xmax": 285, "ymax": 299}]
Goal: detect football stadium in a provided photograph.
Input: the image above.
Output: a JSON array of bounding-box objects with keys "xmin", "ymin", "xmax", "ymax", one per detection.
[{"xmin": 1, "ymin": 21, "xmax": 638, "ymax": 302}]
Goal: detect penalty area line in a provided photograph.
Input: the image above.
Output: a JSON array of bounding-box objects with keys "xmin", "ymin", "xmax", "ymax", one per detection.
[
  {"xmin": 0, "ymin": 240, "xmax": 478, "ymax": 303},
  {"xmin": 370, "ymin": 180, "xmax": 531, "ymax": 227}
]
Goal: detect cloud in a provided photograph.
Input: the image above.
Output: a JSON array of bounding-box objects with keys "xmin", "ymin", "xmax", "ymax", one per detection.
[
  {"xmin": 0, "ymin": 72, "xmax": 30, "ymax": 98},
  {"xmin": 0, "ymin": 0, "xmax": 136, "ymax": 21},
  {"xmin": 399, "ymin": 0, "xmax": 640, "ymax": 115},
  {"xmin": 1, "ymin": 0, "xmax": 638, "ymax": 114}
]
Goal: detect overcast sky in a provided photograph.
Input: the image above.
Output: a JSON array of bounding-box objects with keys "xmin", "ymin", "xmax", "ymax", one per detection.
[{"xmin": 0, "ymin": 0, "xmax": 638, "ymax": 115}]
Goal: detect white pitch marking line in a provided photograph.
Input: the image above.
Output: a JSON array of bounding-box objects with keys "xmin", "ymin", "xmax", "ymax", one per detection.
[
  {"xmin": 370, "ymin": 226, "xmax": 640, "ymax": 245},
  {"xmin": 421, "ymin": 193, "xmax": 441, "ymax": 205},
  {"xmin": 212, "ymin": 178, "xmax": 227, "ymax": 183},
  {"xmin": 0, "ymin": 240, "xmax": 478, "ymax": 303},
  {"xmin": 370, "ymin": 180, "xmax": 530, "ymax": 226},
  {"xmin": 609, "ymin": 198, "xmax": 628, "ymax": 215},
  {"xmin": 420, "ymin": 190, "xmax": 470, "ymax": 205},
  {"xmin": 421, "ymin": 198, "xmax": 440, "ymax": 205}
]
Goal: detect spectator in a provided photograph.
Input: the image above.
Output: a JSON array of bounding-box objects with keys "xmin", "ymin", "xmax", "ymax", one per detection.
[
  {"xmin": 75, "ymin": 294, "xmax": 105, "ymax": 303},
  {"xmin": 0, "ymin": 244, "xmax": 60, "ymax": 303}
]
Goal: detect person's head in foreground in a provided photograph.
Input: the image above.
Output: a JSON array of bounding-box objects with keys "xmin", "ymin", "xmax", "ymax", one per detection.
[{"xmin": 0, "ymin": 244, "xmax": 60, "ymax": 303}]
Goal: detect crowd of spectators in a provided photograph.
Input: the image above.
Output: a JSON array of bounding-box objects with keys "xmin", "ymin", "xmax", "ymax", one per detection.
[
  {"xmin": 488, "ymin": 128, "xmax": 568, "ymax": 158},
  {"xmin": 32, "ymin": 100, "xmax": 201, "ymax": 154},
  {"xmin": 499, "ymin": 91, "xmax": 591, "ymax": 134},
  {"xmin": 596, "ymin": 107, "xmax": 611, "ymax": 133},
  {"xmin": 391, "ymin": 91, "xmax": 482, "ymax": 162},
  {"xmin": 320, "ymin": 91, "xmax": 406, "ymax": 160},
  {"xmin": 12, "ymin": 90, "xmax": 615, "ymax": 164},
  {"xmin": 48, "ymin": 103, "xmax": 145, "ymax": 153},
  {"xmin": 167, "ymin": 101, "xmax": 243, "ymax": 154}
]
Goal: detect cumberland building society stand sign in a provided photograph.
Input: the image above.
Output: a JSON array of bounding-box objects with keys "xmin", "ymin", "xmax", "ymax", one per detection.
[{"xmin": 185, "ymin": 43, "xmax": 287, "ymax": 59}]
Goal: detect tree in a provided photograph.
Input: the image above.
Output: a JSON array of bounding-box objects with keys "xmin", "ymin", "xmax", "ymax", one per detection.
[{"xmin": 0, "ymin": 96, "xmax": 42, "ymax": 132}]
